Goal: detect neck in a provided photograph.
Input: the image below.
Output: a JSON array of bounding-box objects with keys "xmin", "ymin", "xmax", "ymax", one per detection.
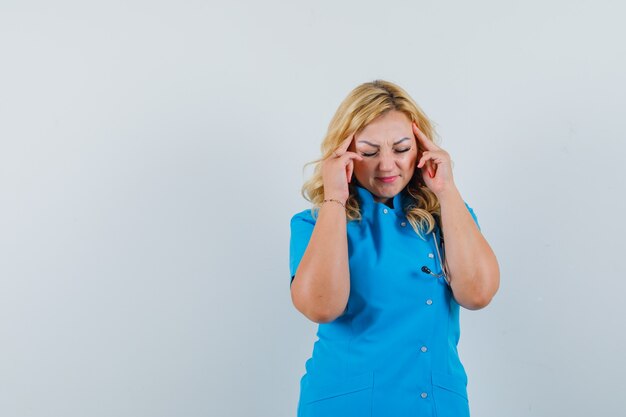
[{"xmin": 375, "ymin": 197, "xmax": 393, "ymax": 208}]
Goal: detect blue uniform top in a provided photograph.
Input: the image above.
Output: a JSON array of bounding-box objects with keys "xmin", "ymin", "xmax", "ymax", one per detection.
[{"xmin": 289, "ymin": 184, "xmax": 481, "ymax": 417}]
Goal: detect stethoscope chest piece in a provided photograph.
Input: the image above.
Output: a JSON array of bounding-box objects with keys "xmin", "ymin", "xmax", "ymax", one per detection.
[{"xmin": 420, "ymin": 227, "xmax": 450, "ymax": 285}]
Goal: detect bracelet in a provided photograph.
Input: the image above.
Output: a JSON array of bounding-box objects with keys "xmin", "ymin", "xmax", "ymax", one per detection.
[{"xmin": 322, "ymin": 198, "xmax": 346, "ymax": 209}]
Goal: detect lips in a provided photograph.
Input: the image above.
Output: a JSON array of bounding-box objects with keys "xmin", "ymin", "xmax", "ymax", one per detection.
[{"xmin": 377, "ymin": 176, "xmax": 397, "ymax": 183}]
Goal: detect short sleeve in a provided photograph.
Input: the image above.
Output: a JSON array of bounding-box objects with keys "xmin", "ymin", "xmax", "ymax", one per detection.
[
  {"xmin": 464, "ymin": 201, "xmax": 481, "ymax": 232},
  {"xmin": 289, "ymin": 209, "xmax": 317, "ymax": 287}
]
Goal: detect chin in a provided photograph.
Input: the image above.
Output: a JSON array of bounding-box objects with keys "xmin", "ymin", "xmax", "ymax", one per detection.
[{"xmin": 374, "ymin": 184, "xmax": 402, "ymax": 198}]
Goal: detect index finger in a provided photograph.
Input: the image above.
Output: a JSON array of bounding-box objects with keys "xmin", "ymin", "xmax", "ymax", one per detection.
[
  {"xmin": 337, "ymin": 132, "xmax": 355, "ymax": 153},
  {"xmin": 412, "ymin": 122, "xmax": 439, "ymax": 151}
]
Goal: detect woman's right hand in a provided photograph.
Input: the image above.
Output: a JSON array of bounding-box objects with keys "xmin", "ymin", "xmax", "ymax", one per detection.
[{"xmin": 321, "ymin": 133, "xmax": 364, "ymax": 203}]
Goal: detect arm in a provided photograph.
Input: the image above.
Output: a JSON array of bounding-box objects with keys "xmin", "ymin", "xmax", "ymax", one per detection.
[
  {"xmin": 438, "ymin": 186, "xmax": 500, "ymax": 310},
  {"xmin": 411, "ymin": 121, "xmax": 499, "ymax": 310},
  {"xmin": 290, "ymin": 203, "xmax": 351, "ymax": 323}
]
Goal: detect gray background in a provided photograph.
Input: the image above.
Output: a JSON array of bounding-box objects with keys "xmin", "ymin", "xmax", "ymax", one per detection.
[{"xmin": 1, "ymin": 1, "xmax": 625, "ymax": 416}]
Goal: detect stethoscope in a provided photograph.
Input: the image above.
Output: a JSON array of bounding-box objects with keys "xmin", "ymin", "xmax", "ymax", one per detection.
[{"xmin": 420, "ymin": 226, "xmax": 450, "ymax": 286}]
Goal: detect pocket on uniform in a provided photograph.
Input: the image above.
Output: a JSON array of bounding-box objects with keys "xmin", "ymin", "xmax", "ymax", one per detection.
[
  {"xmin": 299, "ymin": 371, "xmax": 374, "ymax": 417},
  {"xmin": 431, "ymin": 370, "xmax": 470, "ymax": 417}
]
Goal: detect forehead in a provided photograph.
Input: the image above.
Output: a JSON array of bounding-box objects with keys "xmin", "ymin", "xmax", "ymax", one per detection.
[{"xmin": 355, "ymin": 110, "xmax": 413, "ymax": 145}]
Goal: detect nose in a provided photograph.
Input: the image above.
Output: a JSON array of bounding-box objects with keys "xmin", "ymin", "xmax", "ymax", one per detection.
[{"xmin": 378, "ymin": 150, "xmax": 397, "ymax": 172}]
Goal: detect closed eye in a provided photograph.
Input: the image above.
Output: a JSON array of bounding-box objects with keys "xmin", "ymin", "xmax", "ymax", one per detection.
[{"xmin": 362, "ymin": 147, "xmax": 411, "ymax": 157}]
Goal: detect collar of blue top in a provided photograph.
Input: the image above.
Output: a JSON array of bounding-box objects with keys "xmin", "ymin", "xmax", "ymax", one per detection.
[{"xmin": 353, "ymin": 183, "xmax": 408, "ymax": 217}]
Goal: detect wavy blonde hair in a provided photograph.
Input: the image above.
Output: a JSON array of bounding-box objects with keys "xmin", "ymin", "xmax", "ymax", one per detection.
[{"xmin": 301, "ymin": 79, "xmax": 442, "ymax": 240}]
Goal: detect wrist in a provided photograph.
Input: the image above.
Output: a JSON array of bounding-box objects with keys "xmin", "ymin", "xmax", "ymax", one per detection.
[
  {"xmin": 321, "ymin": 198, "xmax": 346, "ymax": 209},
  {"xmin": 435, "ymin": 184, "xmax": 461, "ymax": 204}
]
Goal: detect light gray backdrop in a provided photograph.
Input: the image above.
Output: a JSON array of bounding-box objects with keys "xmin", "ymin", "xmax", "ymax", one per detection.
[{"xmin": 1, "ymin": 1, "xmax": 624, "ymax": 416}]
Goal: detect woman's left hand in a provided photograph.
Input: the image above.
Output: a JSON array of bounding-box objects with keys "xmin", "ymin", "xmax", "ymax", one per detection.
[{"xmin": 412, "ymin": 122, "xmax": 456, "ymax": 196}]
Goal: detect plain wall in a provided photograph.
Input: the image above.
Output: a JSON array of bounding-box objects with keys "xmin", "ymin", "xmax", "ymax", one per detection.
[{"xmin": 1, "ymin": 1, "xmax": 625, "ymax": 416}]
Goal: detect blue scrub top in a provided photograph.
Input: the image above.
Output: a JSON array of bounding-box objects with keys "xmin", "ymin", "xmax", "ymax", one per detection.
[{"xmin": 289, "ymin": 184, "xmax": 481, "ymax": 417}]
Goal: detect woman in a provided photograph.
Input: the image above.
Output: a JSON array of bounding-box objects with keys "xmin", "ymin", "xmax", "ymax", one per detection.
[{"xmin": 289, "ymin": 80, "xmax": 500, "ymax": 417}]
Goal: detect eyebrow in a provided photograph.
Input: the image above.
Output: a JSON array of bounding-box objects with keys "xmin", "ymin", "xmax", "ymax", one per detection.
[{"xmin": 358, "ymin": 137, "xmax": 411, "ymax": 147}]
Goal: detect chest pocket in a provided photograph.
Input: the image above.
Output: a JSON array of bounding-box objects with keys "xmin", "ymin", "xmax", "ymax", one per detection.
[{"xmin": 347, "ymin": 223, "xmax": 439, "ymax": 309}]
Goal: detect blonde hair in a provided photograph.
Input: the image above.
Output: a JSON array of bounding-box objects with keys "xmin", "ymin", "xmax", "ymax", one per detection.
[{"xmin": 301, "ymin": 79, "xmax": 442, "ymax": 240}]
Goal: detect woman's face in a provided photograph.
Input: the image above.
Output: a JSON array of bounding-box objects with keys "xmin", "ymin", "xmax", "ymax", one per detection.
[{"xmin": 349, "ymin": 110, "xmax": 419, "ymax": 204}]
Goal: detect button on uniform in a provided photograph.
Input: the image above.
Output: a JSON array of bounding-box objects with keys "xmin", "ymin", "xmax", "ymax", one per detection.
[
  {"xmin": 426, "ymin": 299, "xmax": 433, "ymax": 305},
  {"xmin": 420, "ymin": 392, "xmax": 428, "ymax": 399},
  {"xmin": 428, "ymin": 253, "xmax": 434, "ymax": 258},
  {"xmin": 420, "ymin": 346, "xmax": 428, "ymax": 353},
  {"xmin": 383, "ymin": 208, "xmax": 388, "ymax": 214},
  {"xmin": 401, "ymin": 221, "xmax": 406, "ymax": 227}
]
